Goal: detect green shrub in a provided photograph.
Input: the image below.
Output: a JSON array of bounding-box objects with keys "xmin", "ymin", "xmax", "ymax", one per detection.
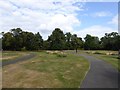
[
  {"xmin": 85, "ymin": 52, "xmax": 90, "ymax": 54},
  {"xmin": 93, "ymin": 52, "xmax": 102, "ymax": 54},
  {"xmin": 111, "ymin": 53, "xmax": 117, "ymax": 55},
  {"xmin": 21, "ymin": 47, "xmax": 26, "ymax": 51},
  {"xmin": 118, "ymin": 56, "xmax": 120, "ymax": 59},
  {"xmin": 56, "ymin": 53, "xmax": 67, "ymax": 57}
]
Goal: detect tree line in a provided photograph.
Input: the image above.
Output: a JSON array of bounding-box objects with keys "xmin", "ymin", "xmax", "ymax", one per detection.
[{"xmin": 1, "ymin": 28, "xmax": 120, "ymax": 51}]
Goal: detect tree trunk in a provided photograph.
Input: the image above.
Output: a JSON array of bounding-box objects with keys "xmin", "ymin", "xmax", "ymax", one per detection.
[{"xmin": 76, "ymin": 48, "xmax": 77, "ymax": 53}]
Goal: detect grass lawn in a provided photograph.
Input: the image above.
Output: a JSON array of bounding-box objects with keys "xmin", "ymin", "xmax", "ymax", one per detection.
[
  {"xmin": 1, "ymin": 51, "xmax": 30, "ymax": 62},
  {"xmin": 83, "ymin": 50, "xmax": 119, "ymax": 71},
  {"xmin": 3, "ymin": 51, "xmax": 89, "ymax": 88}
]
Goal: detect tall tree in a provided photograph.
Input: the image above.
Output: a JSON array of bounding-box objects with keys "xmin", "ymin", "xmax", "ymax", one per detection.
[
  {"xmin": 43, "ymin": 40, "xmax": 50, "ymax": 50},
  {"xmin": 34, "ymin": 32, "xmax": 43, "ymax": 50},
  {"xmin": 11, "ymin": 28, "xmax": 23, "ymax": 50},
  {"xmin": 47, "ymin": 28, "xmax": 65, "ymax": 50},
  {"xmin": 101, "ymin": 32, "xmax": 120, "ymax": 50},
  {"xmin": 2, "ymin": 28, "xmax": 43, "ymax": 51},
  {"xmin": 65, "ymin": 32, "xmax": 72, "ymax": 50},
  {"xmin": 2, "ymin": 32, "xmax": 15, "ymax": 50},
  {"xmin": 84, "ymin": 34, "xmax": 100, "ymax": 50},
  {"xmin": 71, "ymin": 34, "xmax": 83, "ymax": 53}
]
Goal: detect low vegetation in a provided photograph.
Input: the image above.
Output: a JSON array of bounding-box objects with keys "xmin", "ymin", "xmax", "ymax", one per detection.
[
  {"xmin": 3, "ymin": 51, "xmax": 89, "ymax": 88},
  {"xmin": 46, "ymin": 51, "xmax": 67, "ymax": 57}
]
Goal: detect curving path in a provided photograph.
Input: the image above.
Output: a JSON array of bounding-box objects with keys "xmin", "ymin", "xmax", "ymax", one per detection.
[
  {"xmin": 79, "ymin": 53, "xmax": 119, "ymax": 88},
  {"xmin": 1, "ymin": 53, "xmax": 36, "ymax": 67}
]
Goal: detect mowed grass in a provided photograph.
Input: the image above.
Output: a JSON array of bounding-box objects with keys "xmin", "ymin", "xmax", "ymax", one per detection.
[
  {"xmin": 1, "ymin": 51, "xmax": 30, "ymax": 62},
  {"xmin": 3, "ymin": 51, "xmax": 89, "ymax": 88},
  {"xmin": 98, "ymin": 55, "xmax": 119, "ymax": 70},
  {"xmin": 83, "ymin": 50, "xmax": 119, "ymax": 71}
]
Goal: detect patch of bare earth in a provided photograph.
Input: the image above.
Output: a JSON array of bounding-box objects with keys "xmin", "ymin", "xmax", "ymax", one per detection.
[{"xmin": 3, "ymin": 62, "xmax": 62, "ymax": 88}]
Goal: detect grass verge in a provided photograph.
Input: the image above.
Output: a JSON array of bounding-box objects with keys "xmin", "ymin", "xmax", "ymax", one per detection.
[{"xmin": 83, "ymin": 50, "xmax": 119, "ymax": 71}]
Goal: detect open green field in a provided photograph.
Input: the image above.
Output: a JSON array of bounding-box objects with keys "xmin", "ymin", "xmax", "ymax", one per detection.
[
  {"xmin": 3, "ymin": 51, "xmax": 89, "ymax": 88},
  {"xmin": 3, "ymin": 50, "xmax": 119, "ymax": 88},
  {"xmin": 82, "ymin": 50, "xmax": 119, "ymax": 71}
]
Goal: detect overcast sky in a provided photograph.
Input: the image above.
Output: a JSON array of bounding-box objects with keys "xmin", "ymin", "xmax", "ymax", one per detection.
[{"xmin": 0, "ymin": 0, "xmax": 119, "ymax": 40}]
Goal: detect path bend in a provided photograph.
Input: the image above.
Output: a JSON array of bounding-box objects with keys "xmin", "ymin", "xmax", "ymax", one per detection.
[{"xmin": 79, "ymin": 53, "xmax": 119, "ymax": 88}]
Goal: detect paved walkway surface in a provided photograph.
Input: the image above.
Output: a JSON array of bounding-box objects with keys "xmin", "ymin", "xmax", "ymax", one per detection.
[
  {"xmin": 1, "ymin": 53, "xmax": 36, "ymax": 67},
  {"xmin": 79, "ymin": 53, "xmax": 119, "ymax": 88}
]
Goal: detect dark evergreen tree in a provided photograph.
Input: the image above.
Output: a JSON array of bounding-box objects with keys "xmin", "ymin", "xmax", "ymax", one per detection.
[
  {"xmin": 84, "ymin": 34, "xmax": 100, "ymax": 50},
  {"xmin": 47, "ymin": 28, "xmax": 65, "ymax": 50}
]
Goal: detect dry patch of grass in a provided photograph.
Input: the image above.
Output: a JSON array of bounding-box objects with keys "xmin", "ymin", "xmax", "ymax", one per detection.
[
  {"xmin": 3, "ymin": 64, "xmax": 62, "ymax": 88},
  {"xmin": 46, "ymin": 51, "xmax": 67, "ymax": 57},
  {"xmin": 3, "ymin": 51, "xmax": 89, "ymax": 88},
  {"xmin": 84, "ymin": 50, "xmax": 118, "ymax": 55}
]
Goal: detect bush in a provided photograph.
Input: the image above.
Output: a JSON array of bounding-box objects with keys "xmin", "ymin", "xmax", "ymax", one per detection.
[
  {"xmin": 93, "ymin": 52, "xmax": 102, "ymax": 54},
  {"xmin": 118, "ymin": 54, "xmax": 120, "ymax": 59},
  {"xmin": 56, "ymin": 53, "xmax": 67, "ymax": 57},
  {"xmin": 111, "ymin": 53, "xmax": 117, "ymax": 55},
  {"xmin": 46, "ymin": 51, "xmax": 67, "ymax": 57},
  {"xmin": 46, "ymin": 51, "xmax": 60, "ymax": 54},
  {"xmin": 106, "ymin": 52, "xmax": 117, "ymax": 55},
  {"xmin": 21, "ymin": 47, "xmax": 26, "ymax": 51},
  {"xmin": 85, "ymin": 52, "xmax": 90, "ymax": 54},
  {"xmin": 117, "ymin": 56, "xmax": 120, "ymax": 59}
]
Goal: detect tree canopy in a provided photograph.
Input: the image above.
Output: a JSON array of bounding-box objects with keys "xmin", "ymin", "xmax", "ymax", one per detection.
[
  {"xmin": 2, "ymin": 28, "xmax": 43, "ymax": 51},
  {"xmin": 47, "ymin": 28, "xmax": 65, "ymax": 50},
  {"xmin": 84, "ymin": 34, "xmax": 100, "ymax": 50},
  {"xmin": 1, "ymin": 28, "xmax": 120, "ymax": 51}
]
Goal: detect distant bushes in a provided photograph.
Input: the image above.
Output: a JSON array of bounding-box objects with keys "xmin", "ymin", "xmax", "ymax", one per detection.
[
  {"xmin": 85, "ymin": 51, "xmax": 118, "ymax": 56},
  {"xmin": 93, "ymin": 52, "xmax": 102, "ymax": 54},
  {"xmin": 85, "ymin": 51, "xmax": 103, "ymax": 55},
  {"xmin": 21, "ymin": 47, "xmax": 26, "ymax": 51},
  {"xmin": 117, "ymin": 57, "xmax": 120, "ymax": 59},
  {"xmin": 56, "ymin": 53, "xmax": 67, "ymax": 57},
  {"xmin": 46, "ymin": 51, "xmax": 67, "ymax": 58}
]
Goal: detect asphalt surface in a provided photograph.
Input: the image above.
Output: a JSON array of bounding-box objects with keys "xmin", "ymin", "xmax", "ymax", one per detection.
[
  {"xmin": 80, "ymin": 53, "xmax": 119, "ymax": 88},
  {"xmin": 1, "ymin": 53, "xmax": 36, "ymax": 67}
]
